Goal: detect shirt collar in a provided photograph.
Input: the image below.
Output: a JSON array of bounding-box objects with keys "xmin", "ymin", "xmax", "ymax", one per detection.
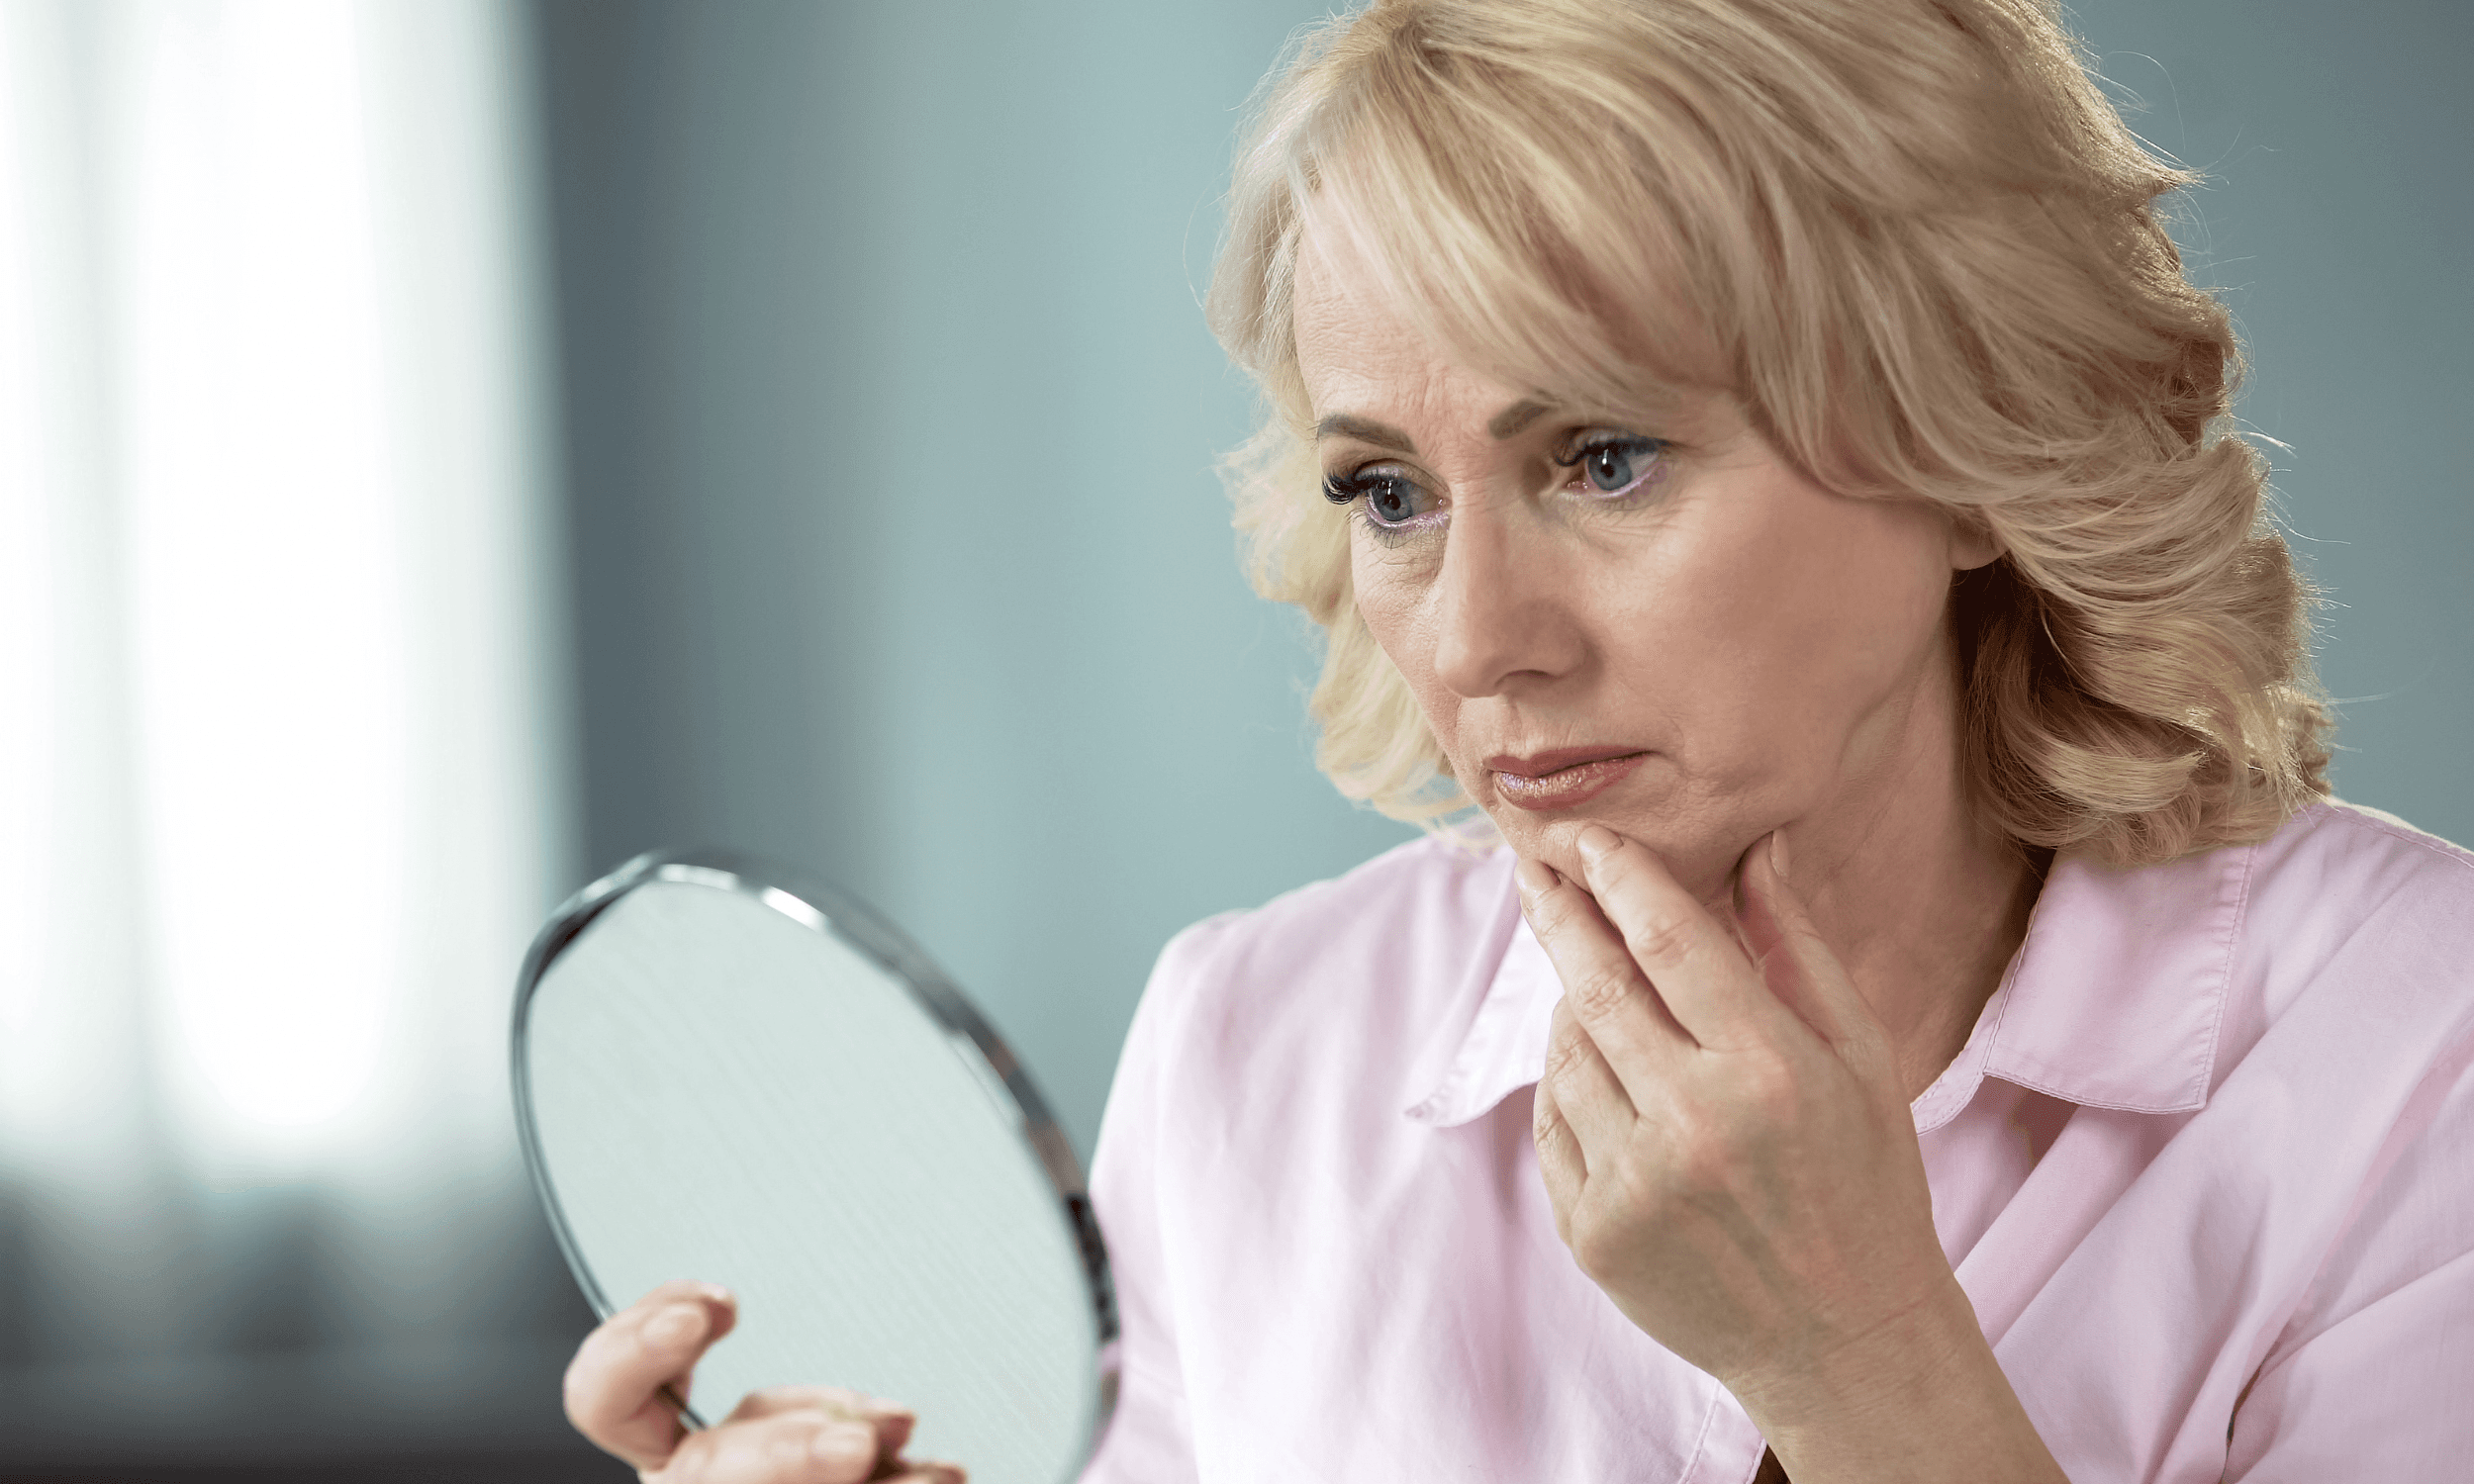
[
  {"xmin": 1402, "ymin": 837, "xmax": 2253, "ymax": 1133},
  {"xmin": 1399, "ymin": 847, "xmax": 1562, "ymax": 1129}
]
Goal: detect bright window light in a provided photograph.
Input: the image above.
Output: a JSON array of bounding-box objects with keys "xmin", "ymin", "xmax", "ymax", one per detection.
[
  {"xmin": 0, "ymin": 0, "xmax": 562, "ymax": 1194},
  {"xmin": 119, "ymin": 0, "xmax": 414, "ymax": 1158}
]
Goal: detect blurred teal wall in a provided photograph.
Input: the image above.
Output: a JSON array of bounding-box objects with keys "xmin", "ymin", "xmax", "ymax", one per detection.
[
  {"xmin": 533, "ymin": 0, "xmax": 2472, "ymax": 1159},
  {"xmin": 537, "ymin": 0, "xmax": 1421, "ymax": 1159}
]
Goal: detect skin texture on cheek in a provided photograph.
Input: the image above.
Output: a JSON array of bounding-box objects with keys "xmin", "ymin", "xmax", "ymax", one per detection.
[{"xmin": 1645, "ymin": 482, "xmax": 1961, "ymax": 854}]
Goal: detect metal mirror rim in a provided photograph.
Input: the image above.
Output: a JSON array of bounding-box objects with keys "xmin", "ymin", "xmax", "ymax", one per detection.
[{"xmin": 508, "ymin": 847, "xmax": 1121, "ymax": 1448}]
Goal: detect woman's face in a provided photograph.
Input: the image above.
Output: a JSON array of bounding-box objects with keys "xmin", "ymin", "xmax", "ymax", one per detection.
[{"xmin": 1291, "ymin": 230, "xmax": 1994, "ymax": 901}]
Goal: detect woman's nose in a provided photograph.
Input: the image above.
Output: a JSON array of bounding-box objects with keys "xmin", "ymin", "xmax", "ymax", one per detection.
[{"xmin": 1426, "ymin": 506, "xmax": 1581, "ymax": 699}]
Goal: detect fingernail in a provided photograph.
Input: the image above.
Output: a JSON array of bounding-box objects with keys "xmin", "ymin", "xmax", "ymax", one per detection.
[
  {"xmin": 645, "ymin": 1304, "xmax": 703, "ymax": 1347},
  {"xmin": 1575, "ymin": 824, "xmax": 1620, "ymax": 865},
  {"xmin": 694, "ymin": 1282, "xmax": 734, "ymax": 1306},
  {"xmin": 1768, "ymin": 829, "xmax": 1791, "ymax": 882}
]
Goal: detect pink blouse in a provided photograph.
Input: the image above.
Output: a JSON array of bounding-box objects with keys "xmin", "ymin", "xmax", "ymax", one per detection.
[{"xmin": 1076, "ymin": 800, "xmax": 2474, "ymax": 1483}]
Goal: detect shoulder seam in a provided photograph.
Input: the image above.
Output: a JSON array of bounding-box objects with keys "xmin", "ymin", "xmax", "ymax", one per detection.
[{"xmin": 2328, "ymin": 809, "xmax": 2474, "ymax": 876}]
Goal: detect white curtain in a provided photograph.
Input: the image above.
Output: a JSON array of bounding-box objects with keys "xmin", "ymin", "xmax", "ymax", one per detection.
[{"xmin": 0, "ymin": 0, "xmax": 567, "ymax": 1383}]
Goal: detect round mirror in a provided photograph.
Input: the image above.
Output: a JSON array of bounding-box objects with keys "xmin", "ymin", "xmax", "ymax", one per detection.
[{"xmin": 512, "ymin": 851, "xmax": 1117, "ymax": 1484}]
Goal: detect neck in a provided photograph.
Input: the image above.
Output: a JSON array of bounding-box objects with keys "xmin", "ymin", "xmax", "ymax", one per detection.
[{"xmin": 1777, "ymin": 669, "xmax": 2046, "ymax": 1103}]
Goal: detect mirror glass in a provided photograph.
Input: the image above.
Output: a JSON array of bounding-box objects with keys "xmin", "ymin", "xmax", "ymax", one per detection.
[{"xmin": 513, "ymin": 853, "xmax": 1115, "ymax": 1484}]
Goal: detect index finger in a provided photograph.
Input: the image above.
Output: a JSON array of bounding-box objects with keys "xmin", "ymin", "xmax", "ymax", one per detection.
[
  {"xmin": 564, "ymin": 1279, "xmax": 738, "ymax": 1469},
  {"xmin": 1571, "ymin": 825, "xmax": 1784, "ymax": 1053},
  {"xmin": 1516, "ymin": 855, "xmax": 1690, "ymax": 1109}
]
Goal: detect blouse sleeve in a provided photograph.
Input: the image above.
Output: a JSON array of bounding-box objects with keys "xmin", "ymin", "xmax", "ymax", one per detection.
[
  {"xmin": 1075, "ymin": 920, "xmax": 1228, "ymax": 1484},
  {"xmin": 2224, "ymin": 1028, "xmax": 2474, "ymax": 1480}
]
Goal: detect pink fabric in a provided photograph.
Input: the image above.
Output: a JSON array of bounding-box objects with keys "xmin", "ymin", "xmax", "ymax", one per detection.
[{"xmin": 1076, "ymin": 800, "xmax": 2474, "ymax": 1483}]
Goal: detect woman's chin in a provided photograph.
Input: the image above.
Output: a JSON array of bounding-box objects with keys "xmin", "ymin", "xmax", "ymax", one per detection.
[{"xmin": 1484, "ymin": 803, "xmax": 1750, "ymax": 909}]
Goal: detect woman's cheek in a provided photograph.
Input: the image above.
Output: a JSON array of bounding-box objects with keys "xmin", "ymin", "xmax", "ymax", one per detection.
[{"xmin": 1352, "ymin": 564, "xmax": 1428, "ymax": 680}]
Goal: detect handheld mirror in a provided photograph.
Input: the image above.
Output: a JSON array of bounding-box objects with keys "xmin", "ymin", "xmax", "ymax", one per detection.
[{"xmin": 512, "ymin": 851, "xmax": 1117, "ymax": 1484}]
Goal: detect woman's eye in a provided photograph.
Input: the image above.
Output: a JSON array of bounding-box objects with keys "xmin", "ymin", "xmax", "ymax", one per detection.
[
  {"xmin": 1555, "ymin": 434, "xmax": 1669, "ymax": 499},
  {"xmin": 1365, "ymin": 476, "xmax": 1419, "ymax": 523},
  {"xmin": 1322, "ymin": 466, "xmax": 1433, "ymax": 528},
  {"xmin": 1580, "ymin": 443, "xmax": 1638, "ymax": 491}
]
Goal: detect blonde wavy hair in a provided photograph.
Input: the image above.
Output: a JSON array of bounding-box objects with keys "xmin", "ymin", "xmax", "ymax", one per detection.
[{"xmin": 1206, "ymin": 0, "xmax": 2330, "ymax": 868}]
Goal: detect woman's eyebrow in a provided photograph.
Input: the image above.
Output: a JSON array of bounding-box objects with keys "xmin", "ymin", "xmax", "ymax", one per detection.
[
  {"xmin": 1487, "ymin": 398, "xmax": 1553, "ymax": 439},
  {"xmin": 1315, "ymin": 414, "xmax": 1417, "ymax": 453},
  {"xmin": 1316, "ymin": 399, "xmax": 1558, "ymax": 452}
]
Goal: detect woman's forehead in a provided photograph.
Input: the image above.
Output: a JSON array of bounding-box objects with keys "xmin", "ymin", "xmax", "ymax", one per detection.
[
  {"xmin": 1295, "ymin": 325, "xmax": 1525, "ymax": 445},
  {"xmin": 1291, "ymin": 219, "xmax": 1409, "ymax": 363},
  {"xmin": 1290, "ymin": 198, "xmax": 1722, "ymax": 436},
  {"xmin": 1294, "ymin": 263, "xmax": 1721, "ymax": 450},
  {"xmin": 1293, "ymin": 224, "xmax": 1526, "ymax": 413}
]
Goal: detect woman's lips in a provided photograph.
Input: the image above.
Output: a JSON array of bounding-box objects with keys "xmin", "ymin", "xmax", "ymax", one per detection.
[{"xmin": 1490, "ymin": 752, "xmax": 1649, "ymax": 811}]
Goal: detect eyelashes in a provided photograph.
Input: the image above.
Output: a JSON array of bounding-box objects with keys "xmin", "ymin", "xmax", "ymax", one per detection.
[{"xmin": 1322, "ymin": 433, "xmax": 1673, "ymax": 545}]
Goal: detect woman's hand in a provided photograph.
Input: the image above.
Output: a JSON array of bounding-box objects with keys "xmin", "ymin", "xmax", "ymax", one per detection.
[
  {"xmin": 1516, "ymin": 825, "xmax": 1968, "ymax": 1411},
  {"xmin": 564, "ymin": 1280, "xmax": 964, "ymax": 1484}
]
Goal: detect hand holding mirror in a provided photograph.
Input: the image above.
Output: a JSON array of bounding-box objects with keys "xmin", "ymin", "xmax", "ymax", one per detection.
[{"xmin": 511, "ymin": 851, "xmax": 1118, "ymax": 1484}]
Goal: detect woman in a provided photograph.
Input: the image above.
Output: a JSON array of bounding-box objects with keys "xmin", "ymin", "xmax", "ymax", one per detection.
[{"xmin": 565, "ymin": 1, "xmax": 2474, "ymax": 1480}]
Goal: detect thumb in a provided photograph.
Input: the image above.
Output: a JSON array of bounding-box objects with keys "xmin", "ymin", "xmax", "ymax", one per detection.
[{"xmin": 1740, "ymin": 831, "xmax": 1886, "ymax": 1056}]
